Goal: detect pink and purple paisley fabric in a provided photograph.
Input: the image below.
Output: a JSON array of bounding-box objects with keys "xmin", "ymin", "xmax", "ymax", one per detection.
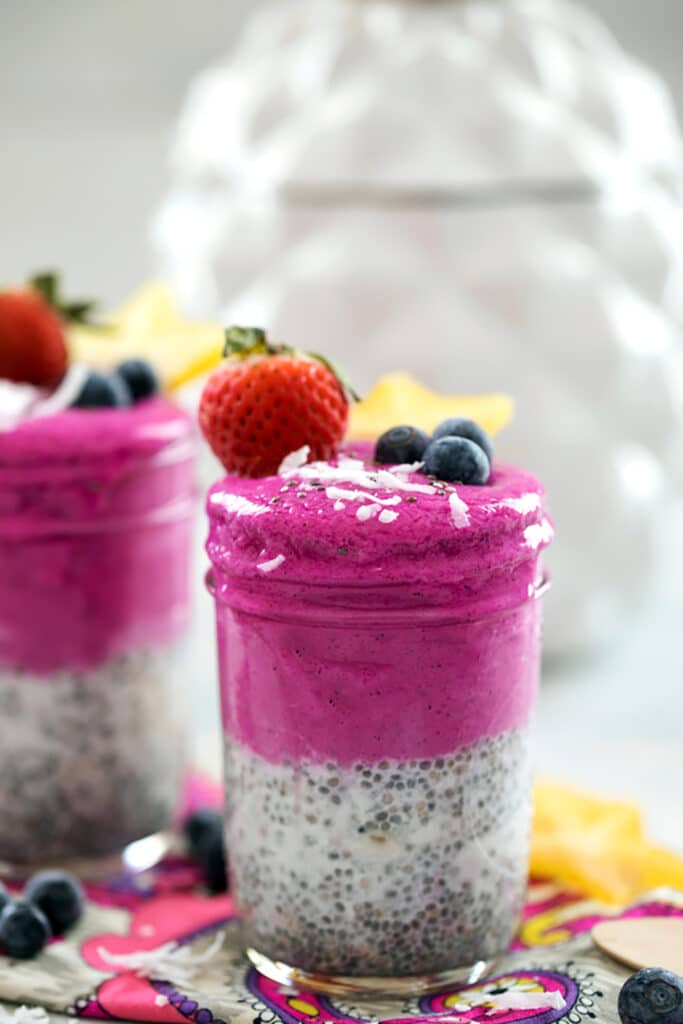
[{"xmin": 50, "ymin": 868, "xmax": 683, "ymax": 1024}]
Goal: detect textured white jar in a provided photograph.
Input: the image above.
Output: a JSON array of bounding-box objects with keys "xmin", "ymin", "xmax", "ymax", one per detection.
[{"xmin": 156, "ymin": 0, "xmax": 683, "ymax": 656}]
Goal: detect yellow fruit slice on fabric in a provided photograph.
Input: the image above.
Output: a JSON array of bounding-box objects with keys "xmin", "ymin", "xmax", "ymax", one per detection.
[
  {"xmin": 68, "ymin": 281, "xmax": 223, "ymax": 392},
  {"xmin": 531, "ymin": 780, "xmax": 683, "ymax": 904},
  {"xmin": 348, "ymin": 373, "xmax": 514, "ymax": 440}
]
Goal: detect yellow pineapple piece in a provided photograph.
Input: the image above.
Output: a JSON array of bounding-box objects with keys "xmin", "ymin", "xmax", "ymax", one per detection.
[
  {"xmin": 114, "ymin": 280, "xmax": 180, "ymax": 335},
  {"xmin": 348, "ymin": 373, "xmax": 514, "ymax": 441},
  {"xmin": 68, "ymin": 281, "xmax": 223, "ymax": 392},
  {"xmin": 531, "ymin": 780, "xmax": 683, "ymax": 904}
]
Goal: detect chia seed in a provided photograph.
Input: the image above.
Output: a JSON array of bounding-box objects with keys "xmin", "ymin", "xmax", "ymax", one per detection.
[
  {"xmin": 224, "ymin": 728, "xmax": 531, "ymax": 977},
  {"xmin": 0, "ymin": 648, "xmax": 183, "ymax": 866}
]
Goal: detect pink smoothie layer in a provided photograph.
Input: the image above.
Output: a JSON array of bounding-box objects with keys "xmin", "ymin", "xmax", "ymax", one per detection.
[
  {"xmin": 208, "ymin": 447, "xmax": 553, "ymax": 766},
  {"xmin": 0, "ymin": 399, "xmax": 195, "ymax": 674}
]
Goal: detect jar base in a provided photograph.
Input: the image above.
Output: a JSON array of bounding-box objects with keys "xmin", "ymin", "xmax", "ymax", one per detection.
[
  {"xmin": 0, "ymin": 829, "xmax": 174, "ymax": 882},
  {"xmin": 246, "ymin": 946, "xmax": 496, "ymax": 997}
]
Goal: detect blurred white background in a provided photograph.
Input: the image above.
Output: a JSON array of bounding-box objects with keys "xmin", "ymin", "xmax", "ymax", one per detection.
[
  {"xmin": 1, "ymin": 0, "xmax": 681, "ymax": 299},
  {"xmin": 1, "ymin": 1, "xmax": 682, "ymax": 848}
]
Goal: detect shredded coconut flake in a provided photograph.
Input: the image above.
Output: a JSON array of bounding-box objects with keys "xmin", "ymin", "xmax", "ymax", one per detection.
[
  {"xmin": 32, "ymin": 364, "xmax": 90, "ymax": 419},
  {"xmin": 524, "ymin": 519, "xmax": 554, "ymax": 549},
  {"xmin": 488, "ymin": 992, "xmax": 566, "ymax": 1011},
  {"xmin": 379, "ymin": 509, "xmax": 399, "ymax": 524},
  {"xmin": 502, "ymin": 494, "xmax": 542, "ymax": 515},
  {"xmin": 257, "ymin": 554, "xmax": 286, "ymax": 573},
  {"xmin": 449, "ymin": 490, "xmax": 470, "ymax": 528},
  {"xmin": 450, "ymin": 991, "xmax": 565, "ymax": 1013},
  {"xmin": 211, "ymin": 493, "xmax": 270, "ymax": 518},
  {"xmin": 356, "ymin": 504, "xmax": 382, "ymax": 522},
  {"xmin": 0, "ymin": 382, "xmax": 43, "ymax": 431},
  {"xmin": 281, "ymin": 457, "xmax": 435, "ymax": 495},
  {"xmin": 278, "ymin": 446, "xmax": 311, "ymax": 474},
  {"xmin": 0, "ymin": 1010, "xmax": 50, "ymax": 1024},
  {"xmin": 326, "ymin": 487, "xmax": 401, "ymax": 507},
  {"xmin": 0, "ymin": 366, "xmax": 93, "ymax": 433},
  {"xmin": 374, "ymin": 468, "xmax": 433, "ymax": 494},
  {"xmin": 97, "ymin": 930, "xmax": 225, "ymax": 986}
]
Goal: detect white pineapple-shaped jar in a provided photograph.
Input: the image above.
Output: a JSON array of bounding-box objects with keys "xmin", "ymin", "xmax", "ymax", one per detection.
[{"xmin": 155, "ymin": 0, "xmax": 683, "ymax": 657}]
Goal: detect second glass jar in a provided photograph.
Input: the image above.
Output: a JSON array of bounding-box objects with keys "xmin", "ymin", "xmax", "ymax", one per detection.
[{"xmin": 0, "ymin": 400, "xmax": 195, "ymax": 873}]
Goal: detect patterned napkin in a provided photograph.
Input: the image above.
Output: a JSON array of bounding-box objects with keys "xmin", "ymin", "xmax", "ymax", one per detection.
[{"xmin": 0, "ymin": 855, "xmax": 682, "ymax": 1024}]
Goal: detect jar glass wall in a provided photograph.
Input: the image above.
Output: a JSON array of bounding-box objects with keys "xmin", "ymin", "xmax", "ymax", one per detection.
[
  {"xmin": 0, "ymin": 400, "xmax": 195, "ymax": 875},
  {"xmin": 210, "ymin": 570, "xmax": 547, "ymax": 993}
]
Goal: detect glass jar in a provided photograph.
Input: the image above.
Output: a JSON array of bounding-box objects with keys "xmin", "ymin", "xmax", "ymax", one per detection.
[
  {"xmin": 207, "ymin": 455, "xmax": 552, "ymax": 994},
  {"xmin": 0, "ymin": 399, "xmax": 195, "ymax": 875}
]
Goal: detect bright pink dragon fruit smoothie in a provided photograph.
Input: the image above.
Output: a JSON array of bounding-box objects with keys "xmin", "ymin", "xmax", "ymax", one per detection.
[
  {"xmin": 207, "ymin": 445, "xmax": 553, "ymax": 987},
  {"xmin": 0, "ymin": 398, "xmax": 195, "ymax": 869}
]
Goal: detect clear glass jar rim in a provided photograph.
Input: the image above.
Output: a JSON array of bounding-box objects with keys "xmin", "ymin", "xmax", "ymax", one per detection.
[
  {"xmin": 0, "ymin": 435, "xmax": 194, "ymax": 484},
  {"xmin": 205, "ymin": 568, "xmax": 550, "ymax": 626}
]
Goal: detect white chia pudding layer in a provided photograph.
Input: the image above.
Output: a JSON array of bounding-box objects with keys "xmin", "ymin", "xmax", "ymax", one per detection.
[
  {"xmin": 224, "ymin": 728, "xmax": 532, "ymax": 977},
  {"xmin": 0, "ymin": 648, "xmax": 183, "ymax": 866}
]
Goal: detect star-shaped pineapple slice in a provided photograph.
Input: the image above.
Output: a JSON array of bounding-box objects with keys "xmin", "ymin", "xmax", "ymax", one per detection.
[
  {"xmin": 349, "ymin": 372, "xmax": 514, "ymax": 440},
  {"xmin": 531, "ymin": 780, "xmax": 683, "ymax": 906},
  {"xmin": 68, "ymin": 281, "xmax": 223, "ymax": 392}
]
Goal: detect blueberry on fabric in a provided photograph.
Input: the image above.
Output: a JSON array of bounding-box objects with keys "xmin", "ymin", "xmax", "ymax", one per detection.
[
  {"xmin": 184, "ymin": 808, "xmax": 229, "ymax": 894},
  {"xmin": 117, "ymin": 358, "xmax": 159, "ymax": 402},
  {"xmin": 432, "ymin": 416, "xmax": 493, "ymax": 463},
  {"xmin": 0, "ymin": 900, "xmax": 51, "ymax": 959},
  {"xmin": 375, "ymin": 425, "xmax": 430, "ymax": 465},
  {"xmin": 199, "ymin": 828, "xmax": 229, "ymax": 894},
  {"xmin": 25, "ymin": 870, "xmax": 85, "ymax": 935},
  {"xmin": 619, "ymin": 969, "xmax": 683, "ymax": 1024},
  {"xmin": 422, "ymin": 436, "xmax": 490, "ymax": 485},
  {"xmin": 73, "ymin": 371, "xmax": 131, "ymax": 408},
  {"xmin": 184, "ymin": 808, "xmax": 223, "ymax": 852},
  {"xmin": 0, "ymin": 882, "xmax": 11, "ymax": 914}
]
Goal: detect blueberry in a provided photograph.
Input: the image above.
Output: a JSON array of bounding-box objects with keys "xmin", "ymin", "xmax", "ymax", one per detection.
[
  {"xmin": 73, "ymin": 371, "xmax": 131, "ymax": 408},
  {"xmin": 184, "ymin": 809, "xmax": 228, "ymax": 894},
  {"xmin": 24, "ymin": 870, "xmax": 85, "ymax": 935},
  {"xmin": 0, "ymin": 900, "xmax": 51, "ymax": 959},
  {"xmin": 619, "ymin": 969, "xmax": 683, "ymax": 1024},
  {"xmin": 184, "ymin": 808, "xmax": 223, "ymax": 854},
  {"xmin": 117, "ymin": 359, "xmax": 159, "ymax": 402},
  {"xmin": 375, "ymin": 426, "xmax": 430, "ymax": 465},
  {"xmin": 422, "ymin": 436, "xmax": 490, "ymax": 485},
  {"xmin": 200, "ymin": 829, "xmax": 229, "ymax": 894},
  {"xmin": 0, "ymin": 882, "xmax": 11, "ymax": 913},
  {"xmin": 432, "ymin": 417, "xmax": 493, "ymax": 463},
  {"xmin": 184, "ymin": 811, "xmax": 222, "ymax": 851}
]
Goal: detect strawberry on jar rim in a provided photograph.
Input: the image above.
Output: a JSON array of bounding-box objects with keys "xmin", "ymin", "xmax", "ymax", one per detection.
[{"xmin": 199, "ymin": 326, "xmax": 357, "ymax": 478}]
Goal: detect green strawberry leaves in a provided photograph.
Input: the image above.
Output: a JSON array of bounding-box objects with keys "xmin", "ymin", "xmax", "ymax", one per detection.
[
  {"xmin": 223, "ymin": 326, "xmax": 270, "ymax": 355},
  {"xmin": 30, "ymin": 271, "xmax": 104, "ymax": 327},
  {"xmin": 223, "ymin": 325, "xmax": 361, "ymax": 403}
]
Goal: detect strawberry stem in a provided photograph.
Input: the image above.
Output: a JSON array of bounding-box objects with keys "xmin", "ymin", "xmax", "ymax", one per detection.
[
  {"xmin": 307, "ymin": 351, "xmax": 362, "ymax": 403},
  {"xmin": 31, "ymin": 272, "xmax": 59, "ymax": 308},
  {"xmin": 224, "ymin": 326, "xmax": 269, "ymax": 356},
  {"xmin": 29, "ymin": 271, "xmax": 103, "ymax": 327},
  {"xmin": 223, "ymin": 325, "xmax": 361, "ymax": 403}
]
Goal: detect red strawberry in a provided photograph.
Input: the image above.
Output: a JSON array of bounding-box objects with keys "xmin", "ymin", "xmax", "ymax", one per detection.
[
  {"xmin": 0, "ymin": 288, "xmax": 68, "ymax": 389},
  {"xmin": 199, "ymin": 327, "xmax": 355, "ymax": 477},
  {"xmin": 0, "ymin": 272, "xmax": 99, "ymax": 390}
]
